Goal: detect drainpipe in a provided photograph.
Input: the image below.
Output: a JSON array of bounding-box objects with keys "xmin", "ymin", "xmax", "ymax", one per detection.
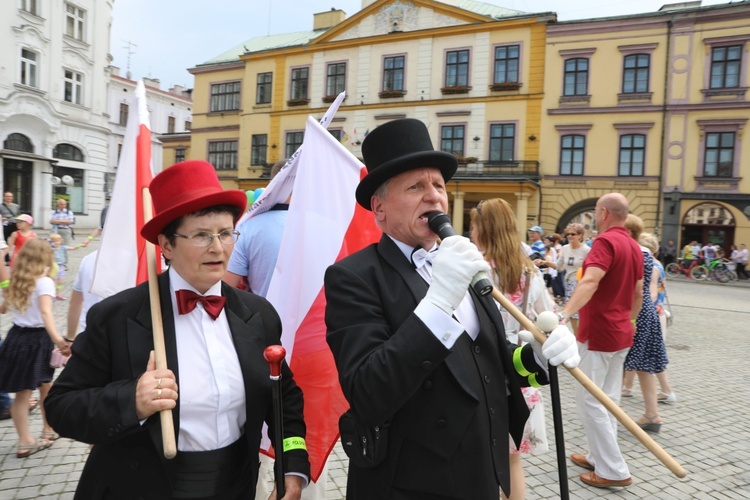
[{"xmin": 654, "ymin": 18, "xmax": 673, "ymax": 237}]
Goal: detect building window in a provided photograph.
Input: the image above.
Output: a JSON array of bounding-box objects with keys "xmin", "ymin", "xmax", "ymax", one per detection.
[
  {"xmin": 445, "ymin": 50, "xmax": 470, "ymax": 87},
  {"xmin": 4, "ymin": 133, "xmax": 34, "ymax": 153},
  {"xmin": 618, "ymin": 134, "xmax": 645, "ymax": 176},
  {"xmin": 563, "ymin": 58, "xmax": 588, "ymax": 96},
  {"xmin": 184, "ymin": 120, "xmax": 192, "ymax": 131},
  {"xmin": 21, "ymin": 0, "xmax": 38, "ymax": 15},
  {"xmin": 211, "ymin": 81, "xmax": 241, "ymax": 111},
  {"xmin": 175, "ymin": 148, "xmax": 186, "ymax": 163},
  {"xmin": 167, "ymin": 116, "xmax": 175, "ymax": 134},
  {"xmin": 494, "ymin": 45, "xmax": 519, "ymax": 84},
  {"xmin": 489, "ymin": 124, "xmax": 516, "ymax": 162},
  {"xmin": 53, "ymin": 143, "xmax": 84, "ymax": 162},
  {"xmin": 20, "ymin": 48, "xmax": 38, "ymax": 87},
  {"xmin": 328, "ymin": 129, "xmax": 343, "ymax": 141},
  {"xmin": 63, "ymin": 69, "xmax": 83, "ymax": 104},
  {"xmin": 560, "ymin": 135, "xmax": 585, "ymax": 175},
  {"xmin": 326, "ymin": 63, "xmax": 346, "ymax": 96},
  {"xmin": 704, "ymin": 132, "xmax": 735, "ymax": 177},
  {"xmin": 256, "ymin": 73, "xmax": 272, "ymax": 104},
  {"xmin": 710, "ymin": 45, "xmax": 741, "ymax": 89},
  {"xmin": 119, "ymin": 103, "xmax": 129, "ymax": 126},
  {"xmin": 65, "ymin": 3, "xmax": 86, "ymax": 41},
  {"xmin": 208, "ymin": 140, "xmax": 238, "ymax": 170},
  {"xmin": 291, "ymin": 67, "xmax": 309, "ymax": 100},
  {"xmin": 251, "ymin": 135, "xmax": 267, "ymax": 166},
  {"xmin": 440, "ymin": 125, "xmax": 465, "ymax": 158},
  {"xmin": 383, "ymin": 56, "xmax": 405, "ymax": 91},
  {"xmin": 622, "ymin": 54, "xmax": 650, "ymax": 94},
  {"xmin": 285, "ymin": 132, "xmax": 304, "ymax": 159}
]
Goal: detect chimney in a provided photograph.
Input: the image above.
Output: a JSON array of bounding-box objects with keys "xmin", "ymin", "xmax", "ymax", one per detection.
[
  {"xmin": 313, "ymin": 8, "xmax": 346, "ymax": 30},
  {"xmin": 143, "ymin": 77, "xmax": 161, "ymax": 89}
]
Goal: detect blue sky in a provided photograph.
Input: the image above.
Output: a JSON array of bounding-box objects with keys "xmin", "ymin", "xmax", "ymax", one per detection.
[{"xmin": 110, "ymin": 0, "xmax": 728, "ymax": 90}]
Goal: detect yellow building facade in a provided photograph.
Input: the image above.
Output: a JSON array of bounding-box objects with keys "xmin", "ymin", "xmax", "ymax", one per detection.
[
  {"xmin": 540, "ymin": 2, "xmax": 750, "ymax": 252},
  {"xmin": 189, "ymin": 0, "xmax": 554, "ymax": 237},
  {"xmin": 188, "ymin": 0, "xmax": 750, "ymax": 250}
]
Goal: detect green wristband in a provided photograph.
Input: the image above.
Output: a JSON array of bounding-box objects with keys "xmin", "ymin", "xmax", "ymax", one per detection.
[{"xmin": 283, "ymin": 437, "xmax": 307, "ymax": 452}]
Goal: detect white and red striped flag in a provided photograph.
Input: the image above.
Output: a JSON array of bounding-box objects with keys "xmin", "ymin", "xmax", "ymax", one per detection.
[
  {"xmin": 91, "ymin": 80, "xmax": 157, "ymax": 297},
  {"xmin": 263, "ymin": 116, "xmax": 381, "ymax": 481}
]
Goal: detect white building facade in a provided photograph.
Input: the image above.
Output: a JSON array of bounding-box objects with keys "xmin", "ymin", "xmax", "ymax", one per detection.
[
  {"xmin": 0, "ymin": 0, "xmax": 113, "ymax": 230},
  {"xmin": 107, "ymin": 71, "xmax": 193, "ymax": 188}
]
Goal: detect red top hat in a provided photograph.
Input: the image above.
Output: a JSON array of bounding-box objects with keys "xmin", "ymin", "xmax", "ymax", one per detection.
[{"xmin": 140, "ymin": 160, "xmax": 247, "ymax": 244}]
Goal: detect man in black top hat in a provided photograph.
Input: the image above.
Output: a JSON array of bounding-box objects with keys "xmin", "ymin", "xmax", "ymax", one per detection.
[{"xmin": 324, "ymin": 119, "xmax": 579, "ymax": 499}]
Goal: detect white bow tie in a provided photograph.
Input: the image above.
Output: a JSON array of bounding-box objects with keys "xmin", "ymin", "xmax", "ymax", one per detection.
[{"xmin": 411, "ymin": 247, "xmax": 437, "ymax": 270}]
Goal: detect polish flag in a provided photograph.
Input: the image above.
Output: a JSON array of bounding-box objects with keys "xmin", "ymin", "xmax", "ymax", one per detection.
[
  {"xmin": 91, "ymin": 80, "xmax": 157, "ymax": 297},
  {"xmin": 263, "ymin": 116, "xmax": 381, "ymax": 480}
]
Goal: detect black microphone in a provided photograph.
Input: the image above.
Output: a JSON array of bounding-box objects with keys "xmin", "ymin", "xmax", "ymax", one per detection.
[{"xmin": 427, "ymin": 211, "xmax": 494, "ymax": 296}]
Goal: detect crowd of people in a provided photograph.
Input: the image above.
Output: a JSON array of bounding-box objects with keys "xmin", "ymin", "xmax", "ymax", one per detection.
[{"xmin": 0, "ymin": 117, "xmax": 747, "ymax": 499}]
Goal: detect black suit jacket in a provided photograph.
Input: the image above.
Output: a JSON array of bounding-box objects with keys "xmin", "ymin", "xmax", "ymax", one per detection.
[
  {"xmin": 325, "ymin": 236, "xmax": 542, "ymax": 499},
  {"xmin": 46, "ymin": 272, "xmax": 309, "ymax": 500}
]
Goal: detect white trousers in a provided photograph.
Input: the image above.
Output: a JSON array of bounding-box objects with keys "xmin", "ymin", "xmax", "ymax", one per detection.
[{"xmin": 575, "ymin": 341, "xmax": 631, "ymax": 480}]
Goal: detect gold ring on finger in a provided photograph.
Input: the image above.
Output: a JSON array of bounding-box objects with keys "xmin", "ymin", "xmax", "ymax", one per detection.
[
  {"xmin": 157, "ymin": 388, "xmax": 162, "ymax": 400},
  {"xmin": 157, "ymin": 378, "xmax": 162, "ymax": 389}
]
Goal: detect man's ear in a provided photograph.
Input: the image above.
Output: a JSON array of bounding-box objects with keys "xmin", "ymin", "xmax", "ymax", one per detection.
[{"xmin": 370, "ymin": 196, "xmax": 386, "ymax": 222}]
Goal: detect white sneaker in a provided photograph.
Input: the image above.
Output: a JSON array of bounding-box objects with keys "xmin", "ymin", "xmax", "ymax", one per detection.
[{"xmin": 657, "ymin": 392, "xmax": 677, "ymax": 404}]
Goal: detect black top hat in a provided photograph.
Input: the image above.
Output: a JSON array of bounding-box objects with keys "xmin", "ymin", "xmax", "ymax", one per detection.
[{"xmin": 356, "ymin": 119, "xmax": 458, "ymax": 210}]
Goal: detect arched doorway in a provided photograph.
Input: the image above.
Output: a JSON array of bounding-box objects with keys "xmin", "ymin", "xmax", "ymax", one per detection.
[
  {"xmin": 556, "ymin": 198, "xmax": 597, "ymax": 243},
  {"xmin": 680, "ymin": 202, "xmax": 735, "ymax": 255},
  {"xmin": 2, "ymin": 133, "xmax": 34, "ymax": 213}
]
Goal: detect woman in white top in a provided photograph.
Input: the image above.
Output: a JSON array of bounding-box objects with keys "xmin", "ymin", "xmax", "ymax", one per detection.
[
  {"xmin": 0, "ymin": 239, "xmax": 70, "ymax": 457},
  {"xmin": 470, "ymin": 198, "xmax": 553, "ymax": 500},
  {"xmin": 536, "ymin": 223, "xmax": 590, "ymax": 335}
]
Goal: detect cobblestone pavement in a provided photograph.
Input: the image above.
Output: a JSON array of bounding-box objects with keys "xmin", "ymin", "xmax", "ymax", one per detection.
[{"xmin": 1, "ymin": 235, "xmax": 749, "ymax": 499}]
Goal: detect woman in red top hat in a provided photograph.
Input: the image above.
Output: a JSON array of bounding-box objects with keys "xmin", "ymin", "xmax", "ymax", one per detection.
[{"xmin": 46, "ymin": 160, "xmax": 309, "ymax": 500}]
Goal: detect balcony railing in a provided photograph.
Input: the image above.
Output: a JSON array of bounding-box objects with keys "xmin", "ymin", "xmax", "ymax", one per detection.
[{"xmin": 452, "ymin": 160, "xmax": 540, "ymax": 180}]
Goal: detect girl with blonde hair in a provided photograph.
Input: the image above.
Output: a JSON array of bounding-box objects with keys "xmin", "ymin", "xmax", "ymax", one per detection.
[
  {"xmin": 0, "ymin": 238, "xmax": 70, "ymax": 457},
  {"xmin": 470, "ymin": 198, "xmax": 553, "ymax": 500}
]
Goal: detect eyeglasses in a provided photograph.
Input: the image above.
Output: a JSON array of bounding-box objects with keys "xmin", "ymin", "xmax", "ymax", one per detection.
[
  {"xmin": 173, "ymin": 229, "xmax": 240, "ymax": 247},
  {"xmin": 566, "ymin": 233, "xmax": 579, "ymax": 237},
  {"xmin": 476, "ymin": 200, "xmax": 485, "ymax": 214}
]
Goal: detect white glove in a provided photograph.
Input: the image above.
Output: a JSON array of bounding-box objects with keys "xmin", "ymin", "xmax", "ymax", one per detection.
[
  {"xmin": 518, "ymin": 325, "xmax": 580, "ymax": 369},
  {"xmin": 424, "ymin": 236, "xmax": 490, "ymax": 314}
]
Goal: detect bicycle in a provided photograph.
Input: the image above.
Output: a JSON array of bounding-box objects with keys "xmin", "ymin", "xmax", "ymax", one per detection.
[
  {"xmin": 691, "ymin": 259, "xmax": 736, "ymax": 283},
  {"xmin": 666, "ymin": 258, "xmax": 700, "ymax": 279}
]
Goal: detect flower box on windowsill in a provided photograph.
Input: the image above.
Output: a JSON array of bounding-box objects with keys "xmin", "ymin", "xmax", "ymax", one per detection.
[
  {"xmin": 321, "ymin": 94, "xmax": 340, "ymax": 103},
  {"xmin": 490, "ymin": 82, "xmax": 521, "ymax": 92},
  {"xmin": 287, "ymin": 98, "xmax": 310, "ymax": 106},
  {"xmin": 440, "ymin": 85, "xmax": 472, "ymax": 95},
  {"xmin": 378, "ymin": 90, "xmax": 406, "ymax": 99}
]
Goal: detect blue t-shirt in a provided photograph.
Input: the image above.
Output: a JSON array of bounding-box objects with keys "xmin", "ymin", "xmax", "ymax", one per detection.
[{"xmin": 226, "ymin": 207, "xmax": 288, "ymax": 297}]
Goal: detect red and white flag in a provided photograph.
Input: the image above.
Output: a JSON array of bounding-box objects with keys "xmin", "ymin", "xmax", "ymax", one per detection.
[
  {"xmin": 236, "ymin": 92, "xmax": 347, "ymax": 225},
  {"xmin": 91, "ymin": 80, "xmax": 157, "ymax": 297},
  {"xmin": 263, "ymin": 116, "xmax": 381, "ymax": 481}
]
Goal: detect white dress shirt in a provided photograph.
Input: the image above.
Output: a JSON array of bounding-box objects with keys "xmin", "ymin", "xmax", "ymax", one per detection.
[{"xmin": 169, "ymin": 267, "xmax": 246, "ymax": 452}]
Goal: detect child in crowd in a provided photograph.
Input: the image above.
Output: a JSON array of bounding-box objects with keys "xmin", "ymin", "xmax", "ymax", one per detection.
[
  {"xmin": 7, "ymin": 214, "xmax": 36, "ymax": 268},
  {"xmin": 0, "ymin": 239, "xmax": 70, "ymax": 458},
  {"xmin": 48, "ymin": 233, "xmax": 79, "ymax": 301}
]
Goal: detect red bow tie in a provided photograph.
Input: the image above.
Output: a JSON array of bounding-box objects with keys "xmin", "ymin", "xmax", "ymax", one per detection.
[{"xmin": 175, "ymin": 289, "xmax": 226, "ymax": 320}]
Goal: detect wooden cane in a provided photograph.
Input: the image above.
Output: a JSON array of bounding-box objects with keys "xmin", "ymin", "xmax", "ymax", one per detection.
[
  {"xmin": 143, "ymin": 188, "xmax": 177, "ymax": 459},
  {"xmin": 491, "ymin": 288, "xmax": 687, "ymax": 478}
]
